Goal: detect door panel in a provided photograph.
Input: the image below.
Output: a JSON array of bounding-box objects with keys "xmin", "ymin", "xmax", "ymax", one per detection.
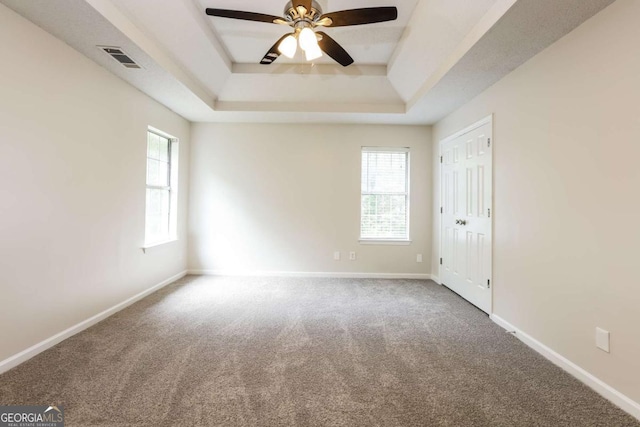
[{"xmin": 440, "ymin": 119, "xmax": 492, "ymax": 313}]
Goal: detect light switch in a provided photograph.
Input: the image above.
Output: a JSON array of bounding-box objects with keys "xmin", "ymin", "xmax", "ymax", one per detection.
[{"xmin": 595, "ymin": 327, "xmax": 610, "ymax": 353}]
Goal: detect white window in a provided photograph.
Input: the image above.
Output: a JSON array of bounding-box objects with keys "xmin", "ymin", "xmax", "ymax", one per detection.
[
  {"xmin": 360, "ymin": 147, "xmax": 410, "ymax": 242},
  {"xmin": 145, "ymin": 128, "xmax": 178, "ymax": 246}
]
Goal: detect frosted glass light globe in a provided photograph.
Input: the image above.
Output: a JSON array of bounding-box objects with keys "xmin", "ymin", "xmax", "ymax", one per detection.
[
  {"xmin": 305, "ymin": 43, "xmax": 323, "ymax": 61},
  {"xmin": 299, "ymin": 27, "xmax": 317, "ymax": 52},
  {"xmin": 278, "ymin": 35, "xmax": 297, "ymax": 58}
]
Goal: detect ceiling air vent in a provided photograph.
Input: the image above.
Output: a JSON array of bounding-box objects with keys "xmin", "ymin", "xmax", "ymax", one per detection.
[{"xmin": 98, "ymin": 46, "xmax": 141, "ymax": 69}]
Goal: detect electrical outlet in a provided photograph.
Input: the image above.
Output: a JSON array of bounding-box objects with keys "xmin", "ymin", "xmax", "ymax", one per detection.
[
  {"xmin": 333, "ymin": 251, "xmax": 340, "ymax": 261},
  {"xmin": 417, "ymin": 254, "xmax": 423, "ymax": 263},
  {"xmin": 349, "ymin": 251, "xmax": 356, "ymax": 261},
  {"xmin": 595, "ymin": 327, "xmax": 610, "ymax": 353}
]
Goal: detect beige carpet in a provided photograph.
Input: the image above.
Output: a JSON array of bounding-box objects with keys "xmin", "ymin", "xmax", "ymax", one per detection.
[{"xmin": 0, "ymin": 275, "xmax": 638, "ymax": 426}]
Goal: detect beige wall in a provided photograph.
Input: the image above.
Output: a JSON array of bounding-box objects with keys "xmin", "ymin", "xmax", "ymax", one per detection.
[
  {"xmin": 432, "ymin": 0, "xmax": 640, "ymax": 404},
  {"xmin": 189, "ymin": 123, "xmax": 432, "ymax": 275},
  {"xmin": 0, "ymin": 5, "xmax": 190, "ymax": 362}
]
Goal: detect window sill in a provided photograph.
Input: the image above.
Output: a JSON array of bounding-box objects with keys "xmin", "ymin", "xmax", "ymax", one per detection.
[
  {"xmin": 359, "ymin": 239, "xmax": 412, "ymax": 246},
  {"xmin": 142, "ymin": 238, "xmax": 178, "ymax": 253}
]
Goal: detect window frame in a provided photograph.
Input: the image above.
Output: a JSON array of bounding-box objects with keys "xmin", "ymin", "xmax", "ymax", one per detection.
[
  {"xmin": 359, "ymin": 146, "xmax": 411, "ymax": 245},
  {"xmin": 144, "ymin": 127, "xmax": 179, "ymax": 249}
]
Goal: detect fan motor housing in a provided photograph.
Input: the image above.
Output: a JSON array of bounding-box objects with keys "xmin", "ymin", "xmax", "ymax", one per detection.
[{"xmin": 284, "ymin": 1, "xmax": 322, "ymax": 23}]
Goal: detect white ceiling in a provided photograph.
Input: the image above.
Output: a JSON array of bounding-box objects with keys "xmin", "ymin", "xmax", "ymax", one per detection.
[{"xmin": 0, "ymin": 0, "xmax": 616, "ymax": 124}]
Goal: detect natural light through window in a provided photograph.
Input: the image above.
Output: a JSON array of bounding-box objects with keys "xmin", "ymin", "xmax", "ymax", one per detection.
[
  {"xmin": 360, "ymin": 147, "xmax": 410, "ymax": 242},
  {"xmin": 145, "ymin": 129, "xmax": 178, "ymax": 247}
]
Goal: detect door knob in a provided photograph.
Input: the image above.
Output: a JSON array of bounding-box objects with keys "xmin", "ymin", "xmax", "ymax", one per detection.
[{"xmin": 456, "ymin": 219, "xmax": 467, "ymax": 226}]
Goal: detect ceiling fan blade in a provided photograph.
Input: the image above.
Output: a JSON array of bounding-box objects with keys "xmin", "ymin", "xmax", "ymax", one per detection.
[
  {"xmin": 319, "ymin": 7, "xmax": 398, "ymax": 27},
  {"xmin": 260, "ymin": 34, "xmax": 290, "ymax": 65},
  {"xmin": 316, "ymin": 31, "xmax": 354, "ymax": 67},
  {"xmin": 205, "ymin": 8, "xmax": 283, "ymax": 24}
]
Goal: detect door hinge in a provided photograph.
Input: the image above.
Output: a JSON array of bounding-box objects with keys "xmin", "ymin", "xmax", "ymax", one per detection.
[
  {"xmin": 440, "ymin": 207, "xmax": 443, "ymax": 214},
  {"xmin": 440, "ymin": 258, "xmax": 443, "ymax": 265},
  {"xmin": 440, "ymin": 155, "xmax": 443, "ymax": 163},
  {"xmin": 487, "ymin": 279, "xmax": 491, "ymax": 288},
  {"xmin": 487, "ymin": 137, "xmax": 491, "ymax": 147},
  {"xmin": 488, "ymin": 208, "xmax": 491, "ymax": 218}
]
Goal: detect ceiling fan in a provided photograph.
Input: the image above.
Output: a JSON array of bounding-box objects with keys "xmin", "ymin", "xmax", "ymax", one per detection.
[{"xmin": 205, "ymin": 1, "xmax": 398, "ymax": 67}]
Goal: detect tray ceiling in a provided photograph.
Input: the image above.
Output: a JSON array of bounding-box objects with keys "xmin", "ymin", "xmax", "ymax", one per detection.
[{"xmin": 0, "ymin": 0, "xmax": 616, "ymax": 124}]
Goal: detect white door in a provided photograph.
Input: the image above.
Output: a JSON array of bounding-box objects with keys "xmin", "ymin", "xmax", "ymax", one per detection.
[{"xmin": 440, "ymin": 117, "xmax": 492, "ymax": 313}]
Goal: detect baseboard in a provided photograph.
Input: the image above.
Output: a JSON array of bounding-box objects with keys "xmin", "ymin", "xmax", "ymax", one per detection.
[
  {"xmin": 0, "ymin": 270, "xmax": 188, "ymax": 375},
  {"xmin": 490, "ymin": 314, "xmax": 640, "ymax": 421},
  {"xmin": 430, "ymin": 275, "xmax": 442, "ymax": 285},
  {"xmin": 188, "ymin": 269, "xmax": 435, "ymax": 280}
]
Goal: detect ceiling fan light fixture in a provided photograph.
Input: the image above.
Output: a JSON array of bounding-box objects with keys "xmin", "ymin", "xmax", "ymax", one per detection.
[
  {"xmin": 298, "ymin": 27, "xmax": 317, "ymax": 51},
  {"xmin": 304, "ymin": 43, "xmax": 323, "ymax": 61},
  {"xmin": 278, "ymin": 34, "xmax": 297, "ymax": 58},
  {"xmin": 206, "ymin": 3, "xmax": 398, "ymax": 67}
]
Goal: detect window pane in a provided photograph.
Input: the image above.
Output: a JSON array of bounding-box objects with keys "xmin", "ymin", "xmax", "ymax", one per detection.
[
  {"xmin": 146, "ymin": 159, "xmax": 169, "ymax": 187},
  {"xmin": 157, "ymin": 136, "xmax": 170, "ymax": 162},
  {"xmin": 147, "ymin": 132, "xmax": 160, "ymax": 159},
  {"xmin": 145, "ymin": 188, "xmax": 170, "ymax": 243},
  {"xmin": 360, "ymin": 194, "xmax": 407, "ymax": 239},
  {"xmin": 146, "ymin": 158, "xmax": 158, "ymax": 186},
  {"xmin": 361, "ymin": 151, "xmax": 407, "ymax": 193}
]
